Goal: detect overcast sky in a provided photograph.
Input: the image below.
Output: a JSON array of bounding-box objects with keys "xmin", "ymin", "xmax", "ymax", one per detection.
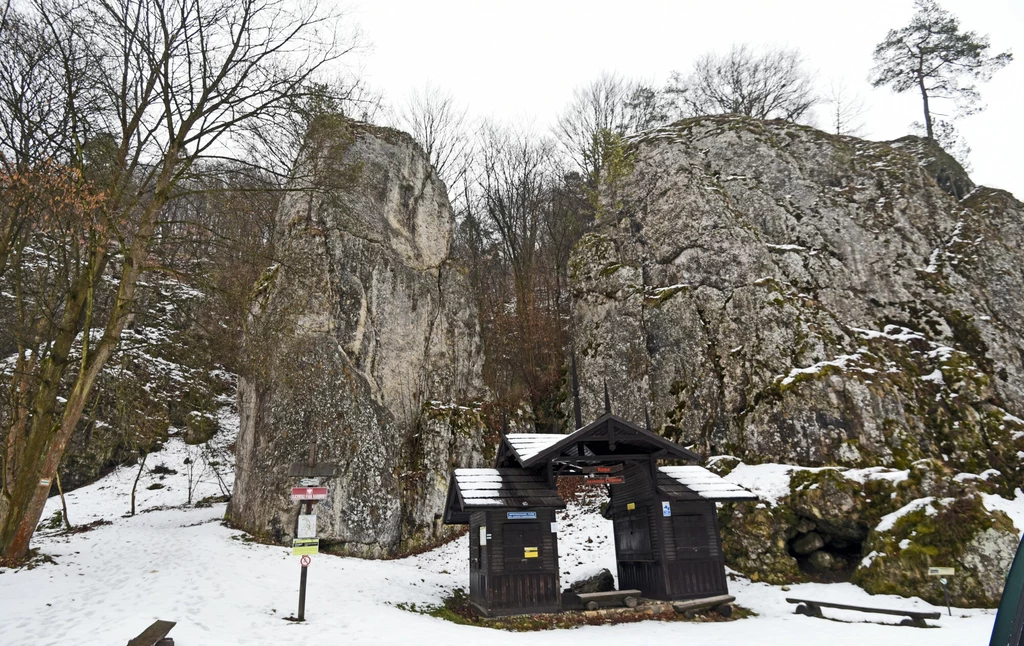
[{"xmin": 346, "ymin": 0, "xmax": 1023, "ymax": 198}]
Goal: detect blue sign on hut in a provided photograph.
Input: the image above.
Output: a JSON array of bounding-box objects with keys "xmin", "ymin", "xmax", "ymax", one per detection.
[{"xmin": 443, "ymin": 397, "xmax": 757, "ymax": 617}]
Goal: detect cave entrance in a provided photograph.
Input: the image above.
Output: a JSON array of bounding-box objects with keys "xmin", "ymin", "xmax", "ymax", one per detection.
[{"xmin": 786, "ymin": 518, "xmax": 866, "ymax": 583}]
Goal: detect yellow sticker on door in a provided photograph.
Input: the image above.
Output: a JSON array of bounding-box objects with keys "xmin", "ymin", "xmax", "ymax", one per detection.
[
  {"xmin": 627, "ymin": 502, "xmax": 636, "ymax": 510},
  {"xmin": 524, "ymin": 547, "xmax": 539, "ymax": 558}
]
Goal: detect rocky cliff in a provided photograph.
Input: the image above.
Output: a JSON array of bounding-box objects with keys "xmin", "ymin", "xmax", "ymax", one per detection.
[
  {"xmin": 570, "ymin": 115, "xmax": 1024, "ymax": 603},
  {"xmin": 572, "ymin": 115, "xmax": 1024, "ymax": 473},
  {"xmin": 228, "ymin": 121, "xmax": 485, "ymax": 557}
]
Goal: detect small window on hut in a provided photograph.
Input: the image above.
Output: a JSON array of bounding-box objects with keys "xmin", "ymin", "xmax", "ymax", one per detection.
[
  {"xmin": 503, "ymin": 523, "xmax": 543, "ymax": 571},
  {"xmin": 672, "ymin": 513, "xmax": 710, "ymax": 556}
]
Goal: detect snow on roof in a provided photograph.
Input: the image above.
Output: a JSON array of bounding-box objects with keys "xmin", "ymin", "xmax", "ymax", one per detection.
[
  {"xmin": 659, "ymin": 466, "xmax": 757, "ymax": 501},
  {"xmin": 504, "ymin": 433, "xmax": 565, "ymax": 461},
  {"xmin": 451, "ymin": 468, "xmax": 563, "ymax": 509},
  {"xmin": 454, "ymin": 469, "xmax": 504, "ymax": 504}
]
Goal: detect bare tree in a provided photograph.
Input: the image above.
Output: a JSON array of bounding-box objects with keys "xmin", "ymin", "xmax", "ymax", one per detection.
[
  {"xmin": 555, "ymin": 72, "xmax": 669, "ymax": 186},
  {"xmin": 667, "ymin": 44, "xmax": 817, "ymax": 122},
  {"xmin": 0, "ymin": 0, "xmax": 353, "ymax": 563},
  {"xmin": 478, "ymin": 121, "xmax": 553, "ymax": 311},
  {"xmin": 825, "ymin": 79, "xmax": 867, "ymax": 136},
  {"xmin": 394, "ymin": 83, "xmax": 472, "ymax": 203}
]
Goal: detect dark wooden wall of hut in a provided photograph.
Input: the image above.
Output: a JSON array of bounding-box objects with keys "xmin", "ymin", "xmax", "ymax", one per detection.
[
  {"xmin": 468, "ymin": 509, "xmax": 561, "ymax": 616},
  {"xmin": 609, "ymin": 464, "xmax": 728, "ymax": 600},
  {"xmin": 660, "ymin": 500, "xmax": 728, "ymax": 599}
]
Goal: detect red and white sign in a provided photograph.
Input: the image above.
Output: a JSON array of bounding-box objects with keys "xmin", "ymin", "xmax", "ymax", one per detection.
[
  {"xmin": 291, "ymin": 487, "xmax": 328, "ymax": 501},
  {"xmin": 586, "ymin": 476, "xmax": 625, "ymax": 485}
]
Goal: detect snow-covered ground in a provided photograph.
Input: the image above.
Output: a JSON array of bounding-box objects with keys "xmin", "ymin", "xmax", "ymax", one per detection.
[{"xmin": 0, "ymin": 409, "xmax": 1003, "ymax": 645}]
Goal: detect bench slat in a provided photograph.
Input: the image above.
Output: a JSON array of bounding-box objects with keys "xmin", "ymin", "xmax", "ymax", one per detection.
[
  {"xmin": 786, "ymin": 598, "xmax": 941, "ymax": 620},
  {"xmin": 127, "ymin": 620, "xmax": 176, "ymax": 646},
  {"xmin": 672, "ymin": 595, "xmax": 735, "ymax": 612},
  {"xmin": 576, "ymin": 589, "xmax": 642, "ymax": 601}
]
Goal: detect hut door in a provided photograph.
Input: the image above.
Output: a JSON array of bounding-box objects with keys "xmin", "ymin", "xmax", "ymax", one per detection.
[
  {"xmin": 503, "ymin": 523, "xmax": 543, "ymax": 572},
  {"xmin": 614, "ymin": 506, "xmax": 653, "ymax": 561},
  {"xmin": 668, "ymin": 506, "xmax": 727, "ymax": 598}
]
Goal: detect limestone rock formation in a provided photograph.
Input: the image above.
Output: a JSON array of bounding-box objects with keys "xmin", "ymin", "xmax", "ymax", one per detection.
[
  {"xmin": 229, "ymin": 121, "xmax": 485, "ymax": 557},
  {"xmin": 570, "ymin": 116, "xmax": 1024, "ymax": 479},
  {"xmin": 719, "ymin": 460, "xmax": 1018, "ymax": 605}
]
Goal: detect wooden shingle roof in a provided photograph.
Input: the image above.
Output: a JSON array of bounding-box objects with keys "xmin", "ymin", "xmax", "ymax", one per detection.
[
  {"xmin": 498, "ymin": 413, "xmax": 700, "ymax": 469},
  {"xmin": 657, "ymin": 466, "xmax": 758, "ymax": 502},
  {"xmin": 443, "ymin": 468, "xmax": 565, "ymax": 524}
]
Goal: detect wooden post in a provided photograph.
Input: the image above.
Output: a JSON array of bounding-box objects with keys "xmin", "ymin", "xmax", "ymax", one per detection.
[{"xmin": 297, "ymin": 562, "xmax": 308, "ymax": 621}]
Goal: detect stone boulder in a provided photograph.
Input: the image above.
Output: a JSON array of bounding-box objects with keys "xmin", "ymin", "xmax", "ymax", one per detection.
[
  {"xmin": 569, "ymin": 116, "xmax": 1024, "ymax": 480},
  {"xmin": 852, "ymin": 494, "xmax": 1018, "ymax": 607},
  {"xmin": 228, "ymin": 120, "xmax": 486, "ymax": 557},
  {"xmin": 570, "ymin": 568, "xmax": 616, "ymax": 594}
]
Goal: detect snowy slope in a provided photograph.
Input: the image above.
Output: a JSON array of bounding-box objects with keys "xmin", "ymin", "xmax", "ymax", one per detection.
[{"xmin": 0, "ymin": 411, "xmax": 1003, "ymax": 645}]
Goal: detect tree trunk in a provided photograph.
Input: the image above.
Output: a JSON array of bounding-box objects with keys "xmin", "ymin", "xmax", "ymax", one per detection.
[
  {"xmin": 130, "ymin": 452, "xmax": 147, "ymax": 517},
  {"xmin": 917, "ymin": 65, "xmax": 933, "ymax": 140},
  {"xmin": 55, "ymin": 471, "xmax": 71, "ymax": 531},
  {"xmin": 0, "ymin": 195, "xmax": 161, "ymax": 561}
]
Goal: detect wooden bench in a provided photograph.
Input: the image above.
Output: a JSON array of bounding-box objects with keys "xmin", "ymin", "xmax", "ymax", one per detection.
[
  {"xmin": 786, "ymin": 598, "xmax": 941, "ymax": 627},
  {"xmin": 672, "ymin": 594, "xmax": 735, "ymax": 618},
  {"xmin": 127, "ymin": 620, "xmax": 176, "ymax": 646},
  {"xmin": 577, "ymin": 589, "xmax": 643, "ymax": 611}
]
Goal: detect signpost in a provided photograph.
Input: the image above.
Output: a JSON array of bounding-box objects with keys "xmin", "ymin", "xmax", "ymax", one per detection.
[
  {"xmin": 586, "ymin": 476, "xmax": 624, "ymax": 485},
  {"xmin": 928, "ymin": 567, "xmax": 956, "ymax": 616},
  {"xmin": 581, "ymin": 464, "xmax": 623, "ymax": 475},
  {"xmin": 291, "ymin": 487, "xmax": 328, "ymax": 501},
  {"xmin": 288, "ymin": 440, "xmax": 338, "ymax": 623},
  {"xmin": 297, "ymin": 514, "xmax": 317, "ymax": 539}
]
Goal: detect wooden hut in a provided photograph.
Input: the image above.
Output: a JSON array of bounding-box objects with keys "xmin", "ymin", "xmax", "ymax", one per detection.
[
  {"xmin": 443, "ymin": 410, "xmax": 757, "ymax": 615},
  {"xmin": 443, "ymin": 468, "xmax": 564, "ymax": 616}
]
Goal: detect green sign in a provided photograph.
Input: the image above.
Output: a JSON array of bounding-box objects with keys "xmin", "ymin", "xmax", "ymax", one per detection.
[{"xmin": 292, "ymin": 538, "xmax": 319, "ymax": 556}]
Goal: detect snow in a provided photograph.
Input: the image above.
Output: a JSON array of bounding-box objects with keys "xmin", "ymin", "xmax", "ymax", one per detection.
[
  {"xmin": 504, "ymin": 433, "xmax": 564, "ymax": 461},
  {"xmin": 779, "ymin": 354, "xmax": 861, "ymax": 385},
  {"xmin": 659, "ymin": 466, "xmax": 756, "ymax": 501},
  {"xmin": 0, "ymin": 411, "xmax": 1002, "ymax": 645},
  {"xmin": 843, "ymin": 466, "xmax": 910, "ymax": 485},
  {"xmin": 982, "ymin": 490, "xmax": 1024, "ymax": 538},
  {"xmin": 922, "ymin": 369, "xmax": 945, "ymax": 385},
  {"xmin": 724, "ymin": 463, "xmax": 807, "ymax": 507},
  {"xmin": 876, "ymin": 497, "xmax": 937, "ymax": 532},
  {"xmin": 765, "ymin": 243, "xmax": 807, "ymax": 252}
]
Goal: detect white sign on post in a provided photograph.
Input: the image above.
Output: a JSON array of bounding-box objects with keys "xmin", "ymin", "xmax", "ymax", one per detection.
[
  {"xmin": 297, "ymin": 514, "xmax": 317, "ymax": 539},
  {"xmin": 479, "ymin": 526, "xmax": 487, "ymax": 545}
]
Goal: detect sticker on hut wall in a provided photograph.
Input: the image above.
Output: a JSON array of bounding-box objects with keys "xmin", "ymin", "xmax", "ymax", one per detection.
[
  {"xmin": 507, "ymin": 511, "xmax": 537, "ymax": 520},
  {"xmin": 524, "ymin": 547, "xmax": 539, "ymax": 558},
  {"xmin": 626, "ymin": 502, "xmax": 636, "ymax": 511},
  {"xmin": 550, "ymin": 522, "xmax": 559, "ymax": 534},
  {"xmin": 480, "ymin": 526, "xmax": 487, "ymax": 545},
  {"xmin": 662, "ymin": 501, "xmax": 671, "ymax": 517}
]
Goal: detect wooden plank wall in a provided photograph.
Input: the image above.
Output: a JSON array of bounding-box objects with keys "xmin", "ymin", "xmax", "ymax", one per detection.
[
  {"xmin": 475, "ymin": 509, "xmax": 561, "ymax": 615},
  {"xmin": 610, "ymin": 463, "xmax": 666, "ymax": 598},
  {"xmin": 661, "ymin": 500, "xmax": 728, "ymax": 598}
]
